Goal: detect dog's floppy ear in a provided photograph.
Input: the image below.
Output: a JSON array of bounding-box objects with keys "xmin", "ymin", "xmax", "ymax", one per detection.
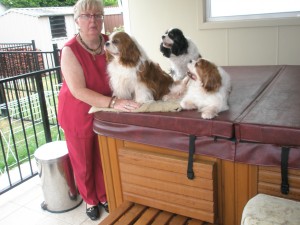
[
  {"xmin": 160, "ymin": 43, "xmax": 171, "ymax": 58},
  {"xmin": 120, "ymin": 39, "xmax": 141, "ymax": 67},
  {"xmin": 200, "ymin": 61, "xmax": 222, "ymax": 92},
  {"xmin": 171, "ymin": 30, "xmax": 188, "ymax": 56}
]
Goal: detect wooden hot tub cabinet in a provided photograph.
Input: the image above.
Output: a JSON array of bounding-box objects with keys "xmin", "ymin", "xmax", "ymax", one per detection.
[{"xmin": 93, "ymin": 65, "xmax": 300, "ymax": 225}]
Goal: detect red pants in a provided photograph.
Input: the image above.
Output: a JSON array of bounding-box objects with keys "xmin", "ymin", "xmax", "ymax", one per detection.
[{"xmin": 64, "ymin": 132, "xmax": 106, "ymax": 205}]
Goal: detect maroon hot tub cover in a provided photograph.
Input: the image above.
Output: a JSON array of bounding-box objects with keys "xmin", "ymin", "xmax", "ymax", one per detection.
[
  {"xmin": 93, "ymin": 65, "xmax": 285, "ymax": 162},
  {"xmin": 235, "ymin": 65, "xmax": 300, "ymax": 169}
]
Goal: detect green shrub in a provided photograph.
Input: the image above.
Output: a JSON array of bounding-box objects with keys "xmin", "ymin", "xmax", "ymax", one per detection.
[{"xmin": 104, "ymin": 0, "xmax": 118, "ymax": 7}]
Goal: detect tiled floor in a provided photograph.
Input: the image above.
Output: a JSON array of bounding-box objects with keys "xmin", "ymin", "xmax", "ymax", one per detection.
[{"xmin": 0, "ymin": 176, "xmax": 108, "ymax": 225}]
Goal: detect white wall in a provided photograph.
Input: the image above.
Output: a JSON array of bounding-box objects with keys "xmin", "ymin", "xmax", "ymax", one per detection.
[
  {"xmin": 124, "ymin": 0, "xmax": 300, "ymax": 70},
  {"xmin": 0, "ymin": 12, "xmax": 40, "ymax": 44},
  {"xmin": 0, "ymin": 11, "xmax": 76, "ymax": 51}
]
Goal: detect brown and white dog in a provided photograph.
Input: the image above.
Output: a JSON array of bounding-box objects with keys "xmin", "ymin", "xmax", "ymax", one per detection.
[
  {"xmin": 104, "ymin": 31, "xmax": 174, "ymax": 104},
  {"xmin": 163, "ymin": 58, "xmax": 231, "ymax": 119}
]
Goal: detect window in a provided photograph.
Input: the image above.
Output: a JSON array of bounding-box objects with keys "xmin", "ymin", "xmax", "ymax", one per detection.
[
  {"xmin": 198, "ymin": 0, "xmax": 300, "ymax": 29},
  {"xmin": 49, "ymin": 16, "xmax": 67, "ymax": 39},
  {"xmin": 207, "ymin": 0, "xmax": 300, "ymax": 22}
]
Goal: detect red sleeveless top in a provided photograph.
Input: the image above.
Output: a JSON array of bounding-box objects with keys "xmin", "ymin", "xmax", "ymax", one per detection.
[{"xmin": 58, "ymin": 35, "xmax": 112, "ymax": 137}]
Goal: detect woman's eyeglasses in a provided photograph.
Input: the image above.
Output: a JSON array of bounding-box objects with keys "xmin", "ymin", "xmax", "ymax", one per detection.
[{"xmin": 79, "ymin": 14, "xmax": 104, "ymax": 21}]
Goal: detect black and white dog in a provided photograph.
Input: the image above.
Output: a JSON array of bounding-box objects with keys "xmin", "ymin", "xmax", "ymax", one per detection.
[{"xmin": 160, "ymin": 28, "xmax": 201, "ymax": 81}]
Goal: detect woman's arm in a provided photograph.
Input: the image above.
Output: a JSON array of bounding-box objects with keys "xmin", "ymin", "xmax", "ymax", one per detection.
[{"xmin": 61, "ymin": 46, "xmax": 111, "ymax": 108}]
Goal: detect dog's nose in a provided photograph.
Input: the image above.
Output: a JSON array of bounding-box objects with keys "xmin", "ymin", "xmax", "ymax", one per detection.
[
  {"xmin": 162, "ymin": 35, "xmax": 165, "ymax": 39},
  {"xmin": 105, "ymin": 42, "xmax": 110, "ymax": 46}
]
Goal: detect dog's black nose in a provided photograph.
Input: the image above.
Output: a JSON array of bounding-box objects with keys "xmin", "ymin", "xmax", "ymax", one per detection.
[
  {"xmin": 105, "ymin": 42, "xmax": 110, "ymax": 46},
  {"xmin": 162, "ymin": 35, "xmax": 165, "ymax": 39}
]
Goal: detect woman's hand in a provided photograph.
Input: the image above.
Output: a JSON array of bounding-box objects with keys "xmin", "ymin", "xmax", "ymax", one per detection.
[{"xmin": 112, "ymin": 98, "xmax": 141, "ymax": 112}]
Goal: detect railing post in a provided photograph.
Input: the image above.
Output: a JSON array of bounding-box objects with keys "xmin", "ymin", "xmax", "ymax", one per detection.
[
  {"xmin": 35, "ymin": 73, "xmax": 52, "ymax": 143},
  {"xmin": 31, "ymin": 40, "xmax": 40, "ymax": 92},
  {"xmin": 0, "ymin": 83, "xmax": 8, "ymax": 116},
  {"xmin": 53, "ymin": 44, "xmax": 62, "ymax": 84},
  {"xmin": 31, "ymin": 40, "xmax": 36, "ymax": 51}
]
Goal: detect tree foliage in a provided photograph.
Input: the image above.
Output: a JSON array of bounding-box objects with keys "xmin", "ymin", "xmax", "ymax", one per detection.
[
  {"xmin": 0, "ymin": 0, "xmax": 118, "ymax": 8},
  {"xmin": 0, "ymin": 0, "xmax": 76, "ymax": 8},
  {"xmin": 104, "ymin": 0, "xmax": 117, "ymax": 7}
]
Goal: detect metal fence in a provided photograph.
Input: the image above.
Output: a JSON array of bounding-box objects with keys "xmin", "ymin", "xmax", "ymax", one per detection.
[
  {"xmin": 0, "ymin": 40, "xmax": 48, "ymax": 79},
  {"xmin": 0, "ymin": 43, "xmax": 63, "ymax": 194},
  {"xmin": 0, "ymin": 40, "xmax": 36, "ymax": 51}
]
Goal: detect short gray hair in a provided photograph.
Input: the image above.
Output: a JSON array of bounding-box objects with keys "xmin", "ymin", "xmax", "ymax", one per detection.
[{"xmin": 74, "ymin": 0, "xmax": 104, "ymax": 20}]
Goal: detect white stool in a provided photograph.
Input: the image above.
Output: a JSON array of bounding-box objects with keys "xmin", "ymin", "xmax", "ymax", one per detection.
[{"xmin": 241, "ymin": 194, "xmax": 300, "ymax": 225}]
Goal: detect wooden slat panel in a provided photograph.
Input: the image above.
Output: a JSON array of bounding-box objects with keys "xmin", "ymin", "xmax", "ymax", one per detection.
[
  {"xmin": 118, "ymin": 148, "xmax": 216, "ymax": 223},
  {"xmin": 258, "ymin": 166, "xmax": 300, "ymax": 201},
  {"xmin": 118, "ymin": 148, "xmax": 214, "ymax": 179},
  {"xmin": 121, "ymin": 172, "xmax": 214, "ymax": 201},
  {"xmin": 260, "ymin": 166, "xmax": 300, "ymax": 175},
  {"xmin": 120, "ymin": 163, "xmax": 213, "ymax": 189},
  {"xmin": 258, "ymin": 182, "xmax": 300, "ymax": 200},
  {"xmin": 134, "ymin": 207, "xmax": 160, "ymax": 225},
  {"xmin": 259, "ymin": 167, "xmax": 300, "ymax": 186},
  {"xmin": 123, "ymin": 182, "xmax": 214, "ymax": 211}
]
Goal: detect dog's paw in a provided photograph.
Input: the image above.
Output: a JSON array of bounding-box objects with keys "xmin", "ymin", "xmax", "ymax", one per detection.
[
  {"xmin": 201, "ymin": 111, "xmax": 217, "ymax": 119},
  {"xmin": 180, "ymin": 100, "xmax": 197, "ymax": 110},
  {"xmin": 162, "ymin": 94, "xmax": 170, "ymax": 101}
]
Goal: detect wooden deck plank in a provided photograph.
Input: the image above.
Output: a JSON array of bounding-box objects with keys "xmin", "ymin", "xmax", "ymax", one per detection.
[
  {"xmin": 151, "ymin": 211, "xmax": 173, "ymax": 225},
  {"xmin": 124, "ymin": 193, "xmax": 215, "ymax": 223},
  {"xmin": 99, "ymin": 200, "xmax": 213, "ymax": 225},
  {"xmin": 186, "ymin": 219, "xmax": 205, "ymax": 225},
  {"xmin": 169, "ymin": 214, "xmax": 188, "ymax": 225},
  {"xmin": 114, "ymin": 204, "xmax": 146, "ymax": 225},
  {"xmin": 98, "ymin": 201, "xmax": 133, "ymax": 225},
  {"xmin": 134, "ymin": 207, "xmax": 160, "ymax": 225}
]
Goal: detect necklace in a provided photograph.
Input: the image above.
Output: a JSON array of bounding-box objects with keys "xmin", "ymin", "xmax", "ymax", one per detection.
[{"xmin": 78, "ymin": 33, "xmax": 102, "ymax": 59}]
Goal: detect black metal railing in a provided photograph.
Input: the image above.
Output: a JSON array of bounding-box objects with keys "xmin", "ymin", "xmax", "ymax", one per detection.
[{"xmin": 0, "ymin": 44, "xmax": 63, "ymax": 194}]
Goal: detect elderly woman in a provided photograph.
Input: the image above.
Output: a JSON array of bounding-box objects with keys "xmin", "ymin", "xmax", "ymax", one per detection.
[{"xmin": 58, "ymin": 0, "xmax": 140, "ymax": 220}]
